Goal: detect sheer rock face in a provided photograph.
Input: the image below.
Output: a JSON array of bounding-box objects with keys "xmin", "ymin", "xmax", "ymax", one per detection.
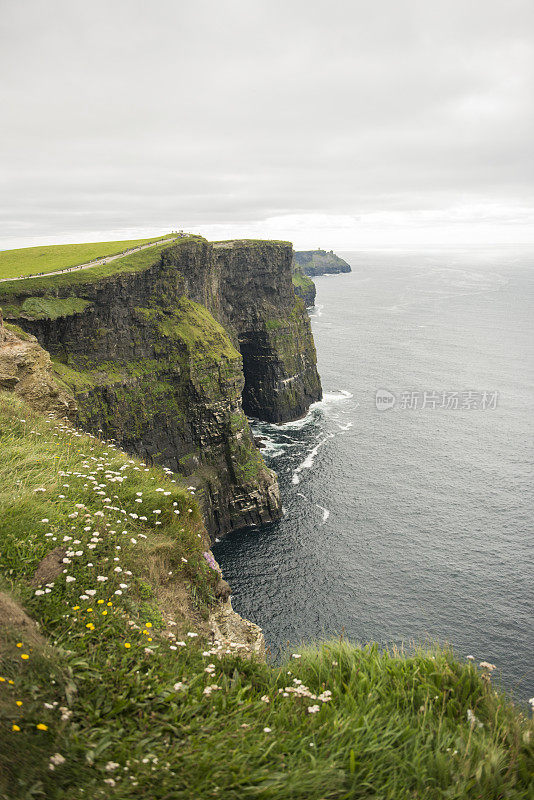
[
  {"xmin": 0, "ymin": 237, "xmax": 321, "ymax": 537},
  {"xmin": 212, "ymin": 241, "xmax": 322, "ymax": 423}
]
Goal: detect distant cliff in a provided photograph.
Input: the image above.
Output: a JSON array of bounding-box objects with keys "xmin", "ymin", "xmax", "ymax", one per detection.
[
  {"xmin": 291, "ymin": 261, "xmax": 316, "ymax": 307},
  {"xmin": 293, "ymin": 249, "xmax": 351, "ymax": 277},
  {"xmin": 0, "ymin": 237, "xmax": 322, "ymax": 538}
]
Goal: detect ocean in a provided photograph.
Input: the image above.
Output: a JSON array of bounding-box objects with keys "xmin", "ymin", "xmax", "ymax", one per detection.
[{"xmin": 213, "ymin": 247, "xmax": 534, "ymax": 702}]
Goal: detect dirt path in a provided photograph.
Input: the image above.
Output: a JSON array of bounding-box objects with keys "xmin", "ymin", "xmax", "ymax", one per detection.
[{"xmin": 0, "ymin": 236, "xmax": 178, "ymax": 283}]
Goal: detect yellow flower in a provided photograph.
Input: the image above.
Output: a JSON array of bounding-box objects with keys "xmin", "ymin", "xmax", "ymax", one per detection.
[
  {"xmin": 85, "ymin": 623, "xmax": 95, "ymax": 630},
  {"xmin": 107, "ymin": 602, "xmax": 113, "ymax": 607},
  {"xmin": 15, "ymin": 701, "xmax": 22, "ymax": 707},
  {"xmin": 8, "ymin": 680, "xmax": 14, "ymax": 685},
  {"xmin": 145, "ymin": 622, "xmax": 152, "ymax": 628},
  {"xmin": 147, "ymin": 637, "xmax": 152, "ymax": 642},
  {"xmin": 16, "ymin": 643, "xmax": 22, "ymax": 648},
  {"xmin": 142, "ymin": 629, "xmax": 148, "ymax": 635},
  {"xmin": 102, "ymin": 610, "xmax": 108, "ymax": 616},
  {"xmin": 124, "ymin": 643, "xmax": 131, "ymax": 649},
  {"xmin": 97, "ymin": 599, "xmax": 104, "ymax": 605},
  {"xmin": 21, "ymin": 654, "xmax": 29, "ymax": 660},
  {"xmin": 36, "ymin": 723, "xmax": 48, "ymax": 731},
  {"xmin": 12, "ymin": 724, "xmax": 20, "ymax": 732},
  {"xmin": 87, "ymin": 608, "xmax": 93, "ymax": 613},
  {"xmin": 0, "ymin": 677, "xmax": 5, "ymax": 682},
  {"xmin": 72, "ymin": 606, "xmax": 80, "ymax": 611}
]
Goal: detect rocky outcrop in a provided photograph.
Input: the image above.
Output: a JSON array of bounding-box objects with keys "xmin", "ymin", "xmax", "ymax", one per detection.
[
  {"xmin": 0, "ymin": 237, "xmax": 321, "ymax": 536},
  {"xmin": 0, "ymin": 322, "xmax": 76, "ymax": 420},
  {"xmin": 293, "ymin": 249, "xmax": 351, "ymax": 276}
]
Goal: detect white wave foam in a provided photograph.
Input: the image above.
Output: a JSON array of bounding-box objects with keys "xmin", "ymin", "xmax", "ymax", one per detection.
[
  {"xmin": 337, "ymin": 422, "xmax": 353, "ymax": 431},
  {"xmin": 291, "ymin": 434, "xmax": 334, "ymax": 484},
  {"xmin": 316, "ymin": 504, "xmax": 330, "ymax": 523}
]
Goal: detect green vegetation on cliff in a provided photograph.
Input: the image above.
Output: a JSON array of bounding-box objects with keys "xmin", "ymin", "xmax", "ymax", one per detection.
[
  {"xmin": 293, "ymin": 249, "xmax": 351, "ymax": 277},
  {"xmin": 0, "ymin": 395, "xmax": 533, "ymax": 799},
  {"xmin": 0, "ymin": 238, "xmax": 201, "ymax": 300},
  {"xmin": 0, "ymin": 235, "xmax": 175, "ymax": 281}
]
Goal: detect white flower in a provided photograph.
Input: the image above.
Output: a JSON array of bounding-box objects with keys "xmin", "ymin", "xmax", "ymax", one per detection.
[
  {"xmin": 114, "ymin": 590, "xmax": 123, "ymax": 595},
  {"xmin": 96, "ymin": 576, "xmax": 107, "ymax": 582},
  {"xmin": 307, "ymin": 705, "xmax": 320, "ymax": 714},
  {"xmin": 291, "ymin": 654, "xmax": 301, "ymax": 659},
  {"xmin": 41, "ymin": 518, "xmax": 49, "ymax": 523},
  {"xmin": 35, "ymin": 589, "xmax": 45, "ymax": 596},
  {"xmin": 65, "ymin": 576, "xmax": 76, "ymax": 583},
  {"xmin": 49, "ymin": 753, "xmax": 65, "ymax": 766},
  {"xmin": 85, "ymin": 589, "xmax": 96, "ymax": 596},
  {"xmin": 153, "ymin": 510, "xmax": 161, "ymax": 514},
  {"xmin": 263, "ymin": 727, "xmax": 272, "ymax": 733},
  {"xmin": 260, "ymin": 695, "xmax": 270, "ymax": 703},
  {"xmin": 187, "ymin": 632, "xmax": 198, "ymax": 638},
  {"xmin": 173, "ymin": 682, "xmax": 185, "ymax": 691},
  {"xmin": 466, "ymin": 655, "xmax": 475, "ymax": 661},
  {"xmin": 105, "ymin": 762, "xmax": 119, "ymax": 771}
]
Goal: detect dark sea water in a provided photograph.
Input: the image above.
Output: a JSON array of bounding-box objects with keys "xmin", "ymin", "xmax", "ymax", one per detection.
[{"xmin": 214, "ymin": 247, "xmax": 534, "ymax": 701}]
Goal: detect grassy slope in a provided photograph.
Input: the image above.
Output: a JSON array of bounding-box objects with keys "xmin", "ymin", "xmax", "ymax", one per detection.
[
  {"xmin": 0, "ymin": 235, "xmax": 175, "ymax": 280},
  {"xmin": 0, "ymin": 396, "xmax": 532, "ymax": 798}
]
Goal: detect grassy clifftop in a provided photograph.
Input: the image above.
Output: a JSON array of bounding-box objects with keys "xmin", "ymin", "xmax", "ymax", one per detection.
[
  {"xmin": 0, "ymin": 235, "xmax": 176, "ymax": 281},
  {"xmin": 0, "ymin": 394, "xmax": 532, "ymax": 798}
]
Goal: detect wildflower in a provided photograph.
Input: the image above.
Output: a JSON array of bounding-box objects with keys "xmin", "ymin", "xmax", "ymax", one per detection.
[
  {"xmin": 65, "ymin": 576, "xmax": 75, "ymax": 583},
  {"xmin": 187, "ymin": 632, "xmax": 198, "ymax": 638},
  {"xmin": 124, "ymin": 643, "xmax": 131, "ymax": 648},
  {"xmin": 12, "ymin": 724, "xmax": 20, "ymax": 732},
  {"xmin": 49, "ymin": 753, "xmax": 66, "ymax": 767},
  {"xmin": 103, "ymin": 778, "xmax": 116, "ymax": 787},
  {"xmin": 263, "ymin": 727, "xmax": 272, "ymax": 733},
  {"xmin": 479, "ymin": 661, "xmax": 496, "ymax": 671},
  {"xmin": 260, "ymin": 695, "xmax": 270, "ymax": 703},
  {"xmin": 114, "ymin": 590, "xmax": 123, "ymax": 595},
  {"xmin": 15, "ymin": 701, "xmax": 22, "ymax": 707},
  {"xmin": 96, "ymin": 575, "xmax": 107, "ymax": 583},
  {"xmin": 307, "ymin": 705, "xmax": 320, "ymax": 714},
  {"xmin": 291, "ymin": 653, "xmax": 301, "ymax": 659},
  {"xmin": 36, "ymin": 723, "xmax": 49, "ymax": 731},
  {"xmin": 21, "ymin": 654, "xmax": 29, "ymax": 660},
  {"xmin": 173, "ymin": 682, "xmax": 185, "ymax": 691},
  {"xmin": 466, "ymin": 655, "xmax": 475, "ymax": 661},
  {"xmin": 145, "ymin": 622, "xmax": 152, "ymax": 628},
  {"xmin": 105, "ymin": 762, "xmax": 119, "ymax": 771}
]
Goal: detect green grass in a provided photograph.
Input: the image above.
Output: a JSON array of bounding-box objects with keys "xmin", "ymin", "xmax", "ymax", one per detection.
[
  {"xmin": 0, "ymin": 235, "xmax": 175, "ymax": 281},
  {"xmin": 0, "ymin": 238, "xmax": 204, "ymax": 303},
  {"xmin": 0, "ymin": 394, "xmax": 532, "ymax": 799}
]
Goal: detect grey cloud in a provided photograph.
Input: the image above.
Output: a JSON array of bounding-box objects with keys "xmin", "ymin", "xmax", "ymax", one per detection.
[{"xmin": 1, "ymin": 0, "xmax": 533, "ymax": 245}]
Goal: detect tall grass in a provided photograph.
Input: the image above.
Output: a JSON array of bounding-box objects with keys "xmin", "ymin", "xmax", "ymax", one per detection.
[{"xmin": 0, "ymin": 393, "xmax": 532, "ymax": 799}]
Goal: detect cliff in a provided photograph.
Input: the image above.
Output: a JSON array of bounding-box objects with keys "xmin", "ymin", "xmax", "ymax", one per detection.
[
  {"xmin": 0, "ymin": 237, "xmax": 321, "ymax": 538},
  {"xmin": 293, "ymin": 249, "xmax": 351, "ymax": 276},
  {"xmin": 291, "ymin": 262, "xmax": 316, "ymax": 307}
]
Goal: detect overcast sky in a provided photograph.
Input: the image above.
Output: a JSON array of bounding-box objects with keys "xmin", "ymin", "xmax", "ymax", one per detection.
[{"xmin": 1, "ymin": 0, "xmax": 533, "ymax": 249}]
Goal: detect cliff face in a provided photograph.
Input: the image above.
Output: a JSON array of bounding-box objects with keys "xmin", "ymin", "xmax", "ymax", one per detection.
[
  {"xmin": 293, "ymin": 249, "xmax": 351, "ymax": 276},
  {"xmin": 291, "ymin": 264, "xmax": 316, "ymax": 307},
  {"xmin": 211, "ymin": 241, "xmax": 321, "ymax": 422},
  {"xmin": 0, "ymin": 237, "xmax": 321, "ymax": 537}
]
